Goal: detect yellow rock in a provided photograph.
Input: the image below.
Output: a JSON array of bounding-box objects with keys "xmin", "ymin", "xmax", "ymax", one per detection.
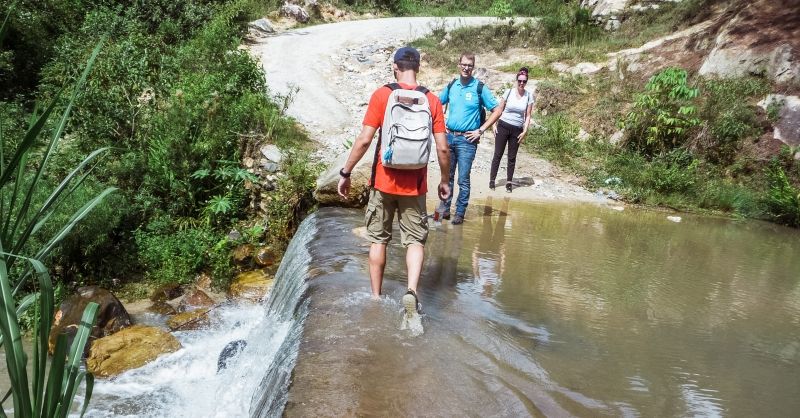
[
  {"xmin": 86, "ymin": 325, "xmax": 181, "ymax": 378},
  {"xmin": 228, "ymin": 270, "xmax": 275, "ymax": 303},
  {"xmin": 166, "ymin": 309, "xmax": 211, "ymax": 331}
]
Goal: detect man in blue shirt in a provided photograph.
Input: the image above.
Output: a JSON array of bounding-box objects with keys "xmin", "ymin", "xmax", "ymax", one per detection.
[{"xmin": 439, "ymin": 52, "xmax": 503, "ymax": 224}]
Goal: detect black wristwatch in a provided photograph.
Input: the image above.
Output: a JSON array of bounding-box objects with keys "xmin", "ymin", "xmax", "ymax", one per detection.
[
  {"xmin": 478, "ymin": 128, "xmax": 484, "ymax": 135},
  {"xmin": 339, "ymin": 168, "xmax": 351, "ymax": 178}
]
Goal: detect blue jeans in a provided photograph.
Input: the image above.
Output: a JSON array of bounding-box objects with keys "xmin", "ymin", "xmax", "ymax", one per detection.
[{"xmin": 445, "ymin": 133, "xmax": 477, "ymax": 217}]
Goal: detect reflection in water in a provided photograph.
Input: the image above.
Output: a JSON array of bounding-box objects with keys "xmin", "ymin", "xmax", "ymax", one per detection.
[{"xmin": 285, "ymin": 203, "xmax": 800, "ymax": 417}]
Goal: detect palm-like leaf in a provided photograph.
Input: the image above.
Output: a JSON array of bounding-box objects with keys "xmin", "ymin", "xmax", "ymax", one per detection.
[{"xmin": 0, "ymin": 37, "xmax": 111, "ymax": 417}]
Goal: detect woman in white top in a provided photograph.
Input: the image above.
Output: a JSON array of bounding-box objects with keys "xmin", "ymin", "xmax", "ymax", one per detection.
[{"xmin": 490, "ymin": 67, "xmax": 534, "ymax": 193}]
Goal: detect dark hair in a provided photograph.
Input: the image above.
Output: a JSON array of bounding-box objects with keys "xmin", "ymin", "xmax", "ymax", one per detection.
[
  {"xmin": 396, "ymin": 60, "xmax": 420, "ymax": 72},
  {"xmin": 517, "ymin": 67, "xmax": 529, "ymax": 78},
  {"xmin": 460, "ymin": 52, "xmax": 475, "ymax": 63}
]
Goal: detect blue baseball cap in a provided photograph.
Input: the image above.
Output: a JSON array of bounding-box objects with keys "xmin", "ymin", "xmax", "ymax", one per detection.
[{"xmin": 394, "ymin": 46, "xmax": 420, "ymax": 64}]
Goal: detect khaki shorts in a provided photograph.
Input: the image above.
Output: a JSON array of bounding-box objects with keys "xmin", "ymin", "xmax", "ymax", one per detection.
[{"xmin": 365, "ymin": 189, "xmax": 428, "ymax": 247}]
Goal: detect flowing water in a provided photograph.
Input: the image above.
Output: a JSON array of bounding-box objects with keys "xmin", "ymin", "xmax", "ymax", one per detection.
[
  {"xmin": 284, "ymin": 200, "xmax": 800, "ymax": 417},
  {"xmin": 73, "ymin": 199, "xmax": 800, "ymax": 417}
]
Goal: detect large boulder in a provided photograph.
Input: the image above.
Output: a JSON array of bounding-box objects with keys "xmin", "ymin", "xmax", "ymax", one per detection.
[
  {"xmin": 49, "ymin": 286, "xmax": 131, "ymax": 356},
  {"xmin": 698, "ymin": 0, "xmax": 800, "ymax": 84},
  {"xmin": 228, "ymin": 270, "xmax": 275, "ymax": 303},
  {"xmin": 313, "ymin": 143, "xmax": 375, "ymax": 208},
  {"xmin": 86, "ymin": 325, "xmax": 181, "ymax": 378}
]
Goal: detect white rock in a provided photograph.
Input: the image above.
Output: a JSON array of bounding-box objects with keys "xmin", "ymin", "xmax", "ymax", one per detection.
[
  {"xmin": 667, "ymin": 216, "xmax": 682, "ymax": 223},
  {"xmin": 570, "ymin": 62, "xmax": 602, "ymax": 75},
  {"xmin": 248, "ymin": 18, "xmax": 275, "ymax": 35},
  {"xmin": 260, "ymin": 144, "xmax": 283, "ymax": 163},
  {"xmin": 758, "ymin": 95, "xmax": 800, "ymax": 147},
  {"xmin": 610, "ymin": 130, "xmax": 624, "ymax": 145},
  {"xmin": 551, "ymin": 62, "xmax": 570, "ymax": 73}
]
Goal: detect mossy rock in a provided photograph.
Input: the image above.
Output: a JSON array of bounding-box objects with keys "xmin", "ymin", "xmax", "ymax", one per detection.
[
  {"xmin": 228, "ymin": 270, "xmax": 275, "ymax": 303},
  {"xmin": 146, "ymin": 301, "xmax": 177, "ymax": 316},
  {"xmin": 167, "ymin": 309, "xmax": 211, "ymax": 331},
  {"xmin": 86, "ymin": 325, "xmax": 181, "ymax": 378},
  {"xmin": 150, "ymin": 283, "xmax": 183, "ymax": 302},
  {"xmin": 232, "ymin": 244, "xmax": 254, "ymax": 265}
]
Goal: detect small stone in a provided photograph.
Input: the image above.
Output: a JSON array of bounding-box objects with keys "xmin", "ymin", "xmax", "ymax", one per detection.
[
  {"xmin": 667, "ymin": 216, "xmax": 682, "ymax": 223},
  {"xmin": 150, "ymin": 283, "xmax": 183, "ymax": 302},
  {"xmin": 167, "ymin": 309, "xmax": 211, "ymax": 331}
]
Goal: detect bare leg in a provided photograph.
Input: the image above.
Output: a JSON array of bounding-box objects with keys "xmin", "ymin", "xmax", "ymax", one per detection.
[
  {"xmin": 405, "ymin": 243, "xmax": 424, "ymax": 293},
  {"xmin": 369, "ymin": 243, "xmax": 387, "ymax": 298}
]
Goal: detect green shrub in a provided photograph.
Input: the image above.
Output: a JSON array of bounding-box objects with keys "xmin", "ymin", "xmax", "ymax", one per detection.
[
  {"xmin": 764, "ymin": 162, "xmax": 800, "ymax": 227},
  {"xmin": 622, "ymin": 67, "xmax": 701, "ymax": 156},
  {"xmin": 134, "ymin": 217, "xmax": 233, "ymax": 286}
]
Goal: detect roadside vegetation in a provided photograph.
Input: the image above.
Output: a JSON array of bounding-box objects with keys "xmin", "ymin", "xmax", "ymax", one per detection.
[
  {"xmin": 1, "ymin": 0, "xmax": 320, "ymax": 302},
  {"xmin": 412, "ymin": 0, "xmax": 800, "ymax": 227}
]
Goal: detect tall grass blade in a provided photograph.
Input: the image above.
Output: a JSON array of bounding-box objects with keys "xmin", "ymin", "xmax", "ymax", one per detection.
[
  {"xmin": 44, "ymin": 334, "xmax": 68, "ymax": 417},
  {"xmin": 79, "ymin": 374, "xmax": 94, "ymax": 417},
  {"xmin": 13, "ymin": 187, "xmax": 117, "ymax": 294},
  {"xmin": 12, "ymin": 147, "xmax": 111, "ymax": 256},
  {"xmin": 0, "ymin": 256, "xmax": 32, "ymax": 417},
  {"xmin": 8, "ymin": 39, "xmax": 105, "ymax": 266}
]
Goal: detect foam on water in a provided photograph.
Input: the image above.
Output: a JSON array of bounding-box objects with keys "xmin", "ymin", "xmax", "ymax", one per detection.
[{"xmin": 78, "ymin": 214, "xmax": 318, "ymax": 418}]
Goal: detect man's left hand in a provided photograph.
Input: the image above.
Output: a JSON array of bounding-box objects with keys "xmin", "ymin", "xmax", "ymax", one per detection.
[
  {"xmin": 438, "ymin": 182, "xmax": 451, "ymax": 201},
  {"xmin": 466, "ymin": 129, "xmax": 482, "ymax": 142}
]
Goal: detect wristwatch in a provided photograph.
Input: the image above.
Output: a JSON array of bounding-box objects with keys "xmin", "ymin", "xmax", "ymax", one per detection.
[
  {"xmin": 478, "ymin": 128, "xmax": 484, "ymax": 135},
  {"xmin": 339, "ymin": 168, "xmax": 351, "ymax": 178}
]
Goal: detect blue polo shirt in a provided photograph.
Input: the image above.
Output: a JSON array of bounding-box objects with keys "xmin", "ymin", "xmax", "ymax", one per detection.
[{"xmin": 439, "ymin": 77, "xmax": 499, "ymax": 133}]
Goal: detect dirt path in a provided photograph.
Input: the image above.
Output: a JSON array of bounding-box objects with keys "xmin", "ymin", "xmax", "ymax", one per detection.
[{"xmin": 249, "ymin": 17, "xmax": 608, "ymax": 207}]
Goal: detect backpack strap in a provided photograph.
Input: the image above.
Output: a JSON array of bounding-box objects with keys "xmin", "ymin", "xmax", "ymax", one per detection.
[
  {"xmin": 443, "ymin": 78, "xmax": 456, "ymax": 114},
  {"xmin": 371, "ymin": 84, "xmax": 399, "ymax": 187},
  {"xmin": 505, "ymin": 88, "xmax": 511, "ymax": 101}
]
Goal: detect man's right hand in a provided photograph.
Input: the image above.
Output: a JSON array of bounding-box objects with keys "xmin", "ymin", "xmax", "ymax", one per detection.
[
  {"xmin": 438, "ymin": 182, "xmax": 451, "ymax": 201},
  {"xmin": 338, "ymin": 177, "xmax": 351, "ymax": 199}
]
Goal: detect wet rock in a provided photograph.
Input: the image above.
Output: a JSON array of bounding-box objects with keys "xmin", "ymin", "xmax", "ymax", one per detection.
[
  {"xmin": 195, "ymin": 272, "xmax": 213, "ymax": 291},
  {"xmin": 232, "ymin": 244, "xmax": 255, "ymax": 265},
  {"xmin": 313, "ymin": 142, "xmax": 376, "ymax": 208},
  {"xmin": 49, "ymin": 286, "xmax": 132, "ymax": 356},
  {"xmin": 146, "ymin": 301, "xmax": 177, "ymax": 316},
  {"xmin": 228, "ymin": 270, "xmax": 275, "ymax": 303},
  {"xmin": 177, "ymin": 289, "xmax": 215, "ymax": 312},
  {"xmin": 217, "ymin": 339, "xmax": 248, "ymax": 372},
  {"xmin": 167, "ymin": 308, "xmax": 211, "ymax": 331},
  {"xmin": 254, "ymin": 246, "xmax": 278, "ymax": 267},
  {"xmin": 150, "ymin": 283, "xmax": 183, "ymax": 302},
  {"xmin": 87, "ymin": 325, "xmax": 181, "ymax": 378}
]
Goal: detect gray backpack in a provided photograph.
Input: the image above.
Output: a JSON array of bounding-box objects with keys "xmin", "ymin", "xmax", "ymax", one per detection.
[{"xmin": 375, "ymin": 83, "xmax": 432, "ymax": 170}]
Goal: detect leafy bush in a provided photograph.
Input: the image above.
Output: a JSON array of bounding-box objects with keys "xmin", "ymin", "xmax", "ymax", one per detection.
[
  {"xmin": 764, "ymin": 162, "xmax": 800, "ymax": 227},
  {"xmin": 134, "ymin": 217, "xmax": 233, "ymax": 286},
  {"xmin": 622, "ymin": 67, "xmax": 701, "ymax": 156}
]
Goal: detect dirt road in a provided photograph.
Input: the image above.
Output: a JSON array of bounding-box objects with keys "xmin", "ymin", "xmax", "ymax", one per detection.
[{"xmin": 249, "ymin": 17, "xmax": 608, "ymax": 206}]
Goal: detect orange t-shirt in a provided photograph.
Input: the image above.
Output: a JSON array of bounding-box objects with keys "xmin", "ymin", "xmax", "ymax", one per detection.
[{"xmin": 362, "ymin": 83, "xmax": 446, "ymax": 196}]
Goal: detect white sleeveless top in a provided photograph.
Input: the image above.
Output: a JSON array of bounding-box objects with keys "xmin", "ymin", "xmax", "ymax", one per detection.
[{"xmin": 499, "ymin": 88, "xmax": 533, "ymax": 128}]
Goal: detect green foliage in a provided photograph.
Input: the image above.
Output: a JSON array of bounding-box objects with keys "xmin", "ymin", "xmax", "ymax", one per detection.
[
  {"xmin": 764, "ymin": 162, "xmax": 800, "ymax": 227},
  {"xmin": 0, "ymin": 36, "xmax": 111, "ymax": 417},
  {"xmin": 264, "ymin": 152, "xmax": 320, "ymax": 247},
  {"xmin": 134, "ymin": 217, "xmax": 234, "ymax": 286},
  {"xmin": 696, "ymin": 77, "xmax": 769, "ymax": 164},
  {"xmin": 489, "ymin": 0, "xmax": 514, "ymax": 19},
  {"xmin": 623, "ymin": 67, "xmax": 701, "ymax": 156}
]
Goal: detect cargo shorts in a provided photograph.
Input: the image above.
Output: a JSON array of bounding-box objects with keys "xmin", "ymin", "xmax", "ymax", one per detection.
[{"xmin": 365, "ymin": 189, "xmax": 428, "ymax": 247}]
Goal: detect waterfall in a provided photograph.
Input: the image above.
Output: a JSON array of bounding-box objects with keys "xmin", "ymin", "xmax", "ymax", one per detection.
[
  {"xmin": 248, "ymin": 213, "xmax": 315, "ymax": 417},
  {"xmin": 81, "ymin": 213, "xmax": 317, "ymax": 418}
]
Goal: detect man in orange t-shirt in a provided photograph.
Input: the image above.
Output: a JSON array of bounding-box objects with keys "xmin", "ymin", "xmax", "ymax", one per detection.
[{"xmin": 338, "ymin": 46, "xmax": 450, "ymax": 318}]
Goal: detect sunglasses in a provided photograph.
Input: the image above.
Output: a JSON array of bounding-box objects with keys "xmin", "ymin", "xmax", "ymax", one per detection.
[{"xmin": 517, "ymin": 79, "xmax": 528, "ymax": 84}]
